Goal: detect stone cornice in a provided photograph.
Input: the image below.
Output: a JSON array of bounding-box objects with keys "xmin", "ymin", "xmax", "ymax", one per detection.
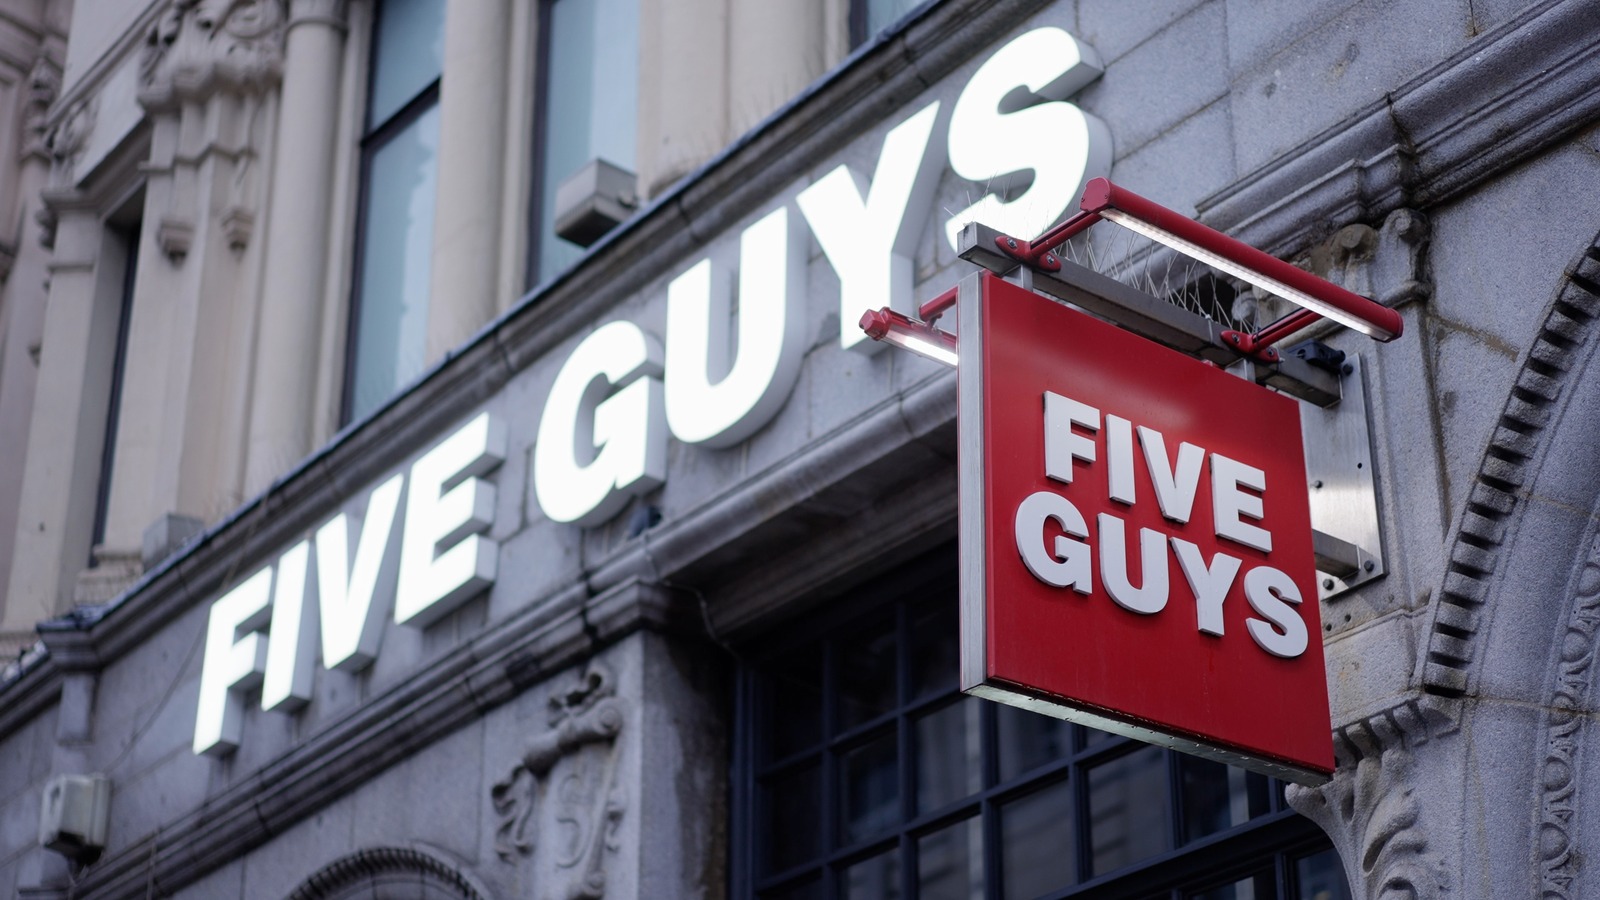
[
  {"xmin": 45, "ymin": 1, "xmax": 167, "ymax": 128},
  {"xmin": 1196, "ymin": 0, "xmax": 1599, "ymax": 259}
]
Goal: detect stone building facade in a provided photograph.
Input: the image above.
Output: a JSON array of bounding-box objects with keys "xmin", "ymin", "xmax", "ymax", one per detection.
[{"xmin": 2, "ymin": 0, "xmax": 1600, "ymax": 898}]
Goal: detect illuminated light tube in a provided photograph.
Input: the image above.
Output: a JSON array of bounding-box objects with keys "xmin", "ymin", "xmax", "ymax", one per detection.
[
  {"xmin": 859, "ymin": 308, "xmax": 959, "ymax": 368},
  {"xmin": 1079, "ymin": 179, "xmax": 1404, "ymax": 342}
]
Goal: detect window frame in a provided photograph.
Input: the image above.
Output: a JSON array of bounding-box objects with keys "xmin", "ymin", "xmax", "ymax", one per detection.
[
  {"xmin": 729, "ymin": 546, "xmax": 1344, "ymax": 900},
  {"xmin": 522, "ymin": 0, "xmax": 558, "ymax": 291},
  {"xmin": 341, "ymin": 0, "xmax": 444, "ymax": 425}
]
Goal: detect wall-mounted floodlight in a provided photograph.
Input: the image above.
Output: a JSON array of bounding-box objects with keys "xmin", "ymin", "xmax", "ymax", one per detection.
[
  {"xmin": 993, "ymin": 178, "xmax": 1405, "ymax": 346},
  {"xmin": 859, "ymin": 307, "xmax": 958, "ymax": 367}
]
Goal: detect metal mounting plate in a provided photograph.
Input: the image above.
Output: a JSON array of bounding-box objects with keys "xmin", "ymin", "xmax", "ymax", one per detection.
[{"xmin": 1300, "ymin": 354, "xmax": 1384, "ymax": 600}]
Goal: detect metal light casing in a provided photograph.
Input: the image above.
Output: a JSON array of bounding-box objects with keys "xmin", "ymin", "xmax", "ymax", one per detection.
[
  {"xmin": 859, "ymin": 307, "xmax": 958, "ymax": 367},
  {"xmin": 1076, "ymin": 179, "xmax": 1403, "ymax": 342}
]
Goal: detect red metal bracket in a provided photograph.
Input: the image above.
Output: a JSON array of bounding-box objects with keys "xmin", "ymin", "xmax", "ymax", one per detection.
[{"xmin": 984, "ymin": 178, "xmax": 1404, "ymax": 342}]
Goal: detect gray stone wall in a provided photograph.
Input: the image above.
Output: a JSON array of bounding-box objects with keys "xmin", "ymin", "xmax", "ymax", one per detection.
[{"xmin": 3, "ymin": 0, "xmax": 1599, "ymax": 898}]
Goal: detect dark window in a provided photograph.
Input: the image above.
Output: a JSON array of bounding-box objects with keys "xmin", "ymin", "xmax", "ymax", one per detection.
[
  {"xmin": 851, "ymin": 0, "xmax": 928, "ymax": 48},
  {"xmin": 344, "ymin": 0, "xmax": 445, "ymax": 423},
  {"xmin": 89, "ymin": 211, "xmax": 142, "ymax": 562},
  {"xmin": 527, "ymin": 0, "xmax": 639, "ymax": 287},
  {"xmin": 732, "ymin": 553, "xmax": 1350, "ymax": 900}
]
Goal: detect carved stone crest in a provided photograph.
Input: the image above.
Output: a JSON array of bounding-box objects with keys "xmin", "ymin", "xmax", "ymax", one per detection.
[
  {"xmin": 140, "ymin": 0, "xmax": 288, "ymax": 108},
  {"xmin": 491, "ymin": 663, "xmax": 627, "ymax": 899}
]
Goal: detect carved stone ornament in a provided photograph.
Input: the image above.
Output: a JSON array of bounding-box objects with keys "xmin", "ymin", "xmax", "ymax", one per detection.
[
  {"xmin": 44, "ymin": 97, "xmax": 95, "ymax": 172},
  {"xmin": 139, "ymin": 0, "xmax": 288, "ymax": 109},
  {"xmin": 1233, "ymin": 209, "xmax": 1431, "ymax": 328},
  {"xmin": 1537, "ymin": 527, "xmax": 1600, "ymax": 899},
  {"xmin": 1287, "ymin": 705, "xmax": 1453, "ymax": 900},
  {"xmin": 23, "ymin": 57, "xmax": 61, "ymax": 162},
  {"xmin": 156, "ymin": 215, "xmax": 196, "ymax": 261},
  {"xmin": 491, "ymin": 663, "xmax": 627, "ymax": 899}
]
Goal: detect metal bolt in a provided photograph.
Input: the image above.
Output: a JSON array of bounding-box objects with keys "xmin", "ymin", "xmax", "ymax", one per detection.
[
  {"xmin": 1007, "ymin": 238, "xmax": 1017, "ymax": 249},
  {"xmin": 1312, "ymin": 479, "xmax": 1323, "ymax": 489},
  {"xmin": 1364, "ymin": 560, "xmax": 1376, "ymax": 573},
  {"xmin": 1322, "ymin": 578, "xmax": 1335, "ymax": 590},
  {"xmin": 1342, "ymin": 363, "xmax": 1354, "ymax": 375}
]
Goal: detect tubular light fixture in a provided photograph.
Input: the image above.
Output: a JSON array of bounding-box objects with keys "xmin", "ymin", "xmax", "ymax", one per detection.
[
  {"xmin": 860, "ymin": 308, "xmax": 958, "ymax": 367},
  {"xmin": 1074, "ymin": 179, "xmax": 1403, "ymax": 341}
]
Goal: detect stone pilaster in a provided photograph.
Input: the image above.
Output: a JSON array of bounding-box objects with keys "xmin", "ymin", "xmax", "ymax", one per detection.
[
  {"xmin": 242, "ymin": 0, "xmax": 348, "ymax": 495},
  {"xmin": 428, "ymin": 0, "xmax": 511, "ymax": 359},
  {"xmin": 98, "ymin": 0, "xmax": 290, "ymax": 556}
]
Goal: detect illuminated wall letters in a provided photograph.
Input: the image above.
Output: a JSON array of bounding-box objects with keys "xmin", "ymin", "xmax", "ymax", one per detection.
[
  {"xmin": 799, "ymin": 101, "xmax": 945, "ymax": 353},
  {"xmin": 664, "ymin": 206, "xmax": 807, "ymax": 446},
  {"xmin": 193, "ymin": 568, "xmax": 273, "ymax": 756},
  {"xmin": 396, "ymin": 411, "xmax": 506, "ymax": 626},
  {"xmin": 534, "ymin": 321, "xmax": 667, "ymax": 526}
]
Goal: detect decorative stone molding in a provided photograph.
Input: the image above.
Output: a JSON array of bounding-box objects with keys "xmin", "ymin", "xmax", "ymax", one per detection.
[
  {"xmin": 1420, "ymin": 240, "xmax": 1600, "ymax": 700},
  {"xmin": 44, "ymin": 97, "xmax": 95, "ymax": 173},
  {"xmin": 288, "ymin": 847, "xmax": 486, "ymax": 900},
  {"xmin": 155, "ymin": 215, "xmax": 195, "ymax": 261},
  {"xmin": 491, "ymin": 664, "xmax": 627, "ymax": 898},
  {"xmin": 1197, "ymin": 2, "xmax": 1600, "ymax": 260},
  {"xmin": 1536, "ymin": 523, "xmax": 1600, "ymax": 899},
  {"xmin": 286, "ymin": 0, "xmax": 349, "ymax": 29},
  {"xmin": 1232, "ymin": 209, "xmax": 1431, "ymax": 329},
  {"xmin": 220, "ymin": 206, "xmax": 254, "ymax": 251},
  {"xmin": 1288, "ymin": 701, "xmax": 1455, "ymax": 900},
  {"xmin": 23, "ymin": 57, "xmax": 60, "ymax": 163},
  {"xmin": 139, "ymin": 0, "xmax": 288, "ymax": 110}
]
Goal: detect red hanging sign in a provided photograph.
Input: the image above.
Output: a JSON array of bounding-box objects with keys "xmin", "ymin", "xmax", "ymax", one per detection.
[{"xmin": 958, "ymin": 272, "xmax": 1333, "ymax": 784}]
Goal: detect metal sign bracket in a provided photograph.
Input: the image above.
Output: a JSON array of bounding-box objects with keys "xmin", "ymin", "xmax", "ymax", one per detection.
[{"xmin": 1297, "ymin": 353, "xmax": 1385, "ymax": 600}]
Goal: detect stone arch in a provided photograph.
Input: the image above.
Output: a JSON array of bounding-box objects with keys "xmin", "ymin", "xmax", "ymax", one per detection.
[
  {"xmin": 287, "ymin": 846, "xmax": 491, "ymax": 900},
  {"xmin": 1418, "ymin": 240, "xmax": 1600, "ymax": 700},
  {"xmin": 1411, "ymin": 236, "xmax": 1600, "ymax": 897}
]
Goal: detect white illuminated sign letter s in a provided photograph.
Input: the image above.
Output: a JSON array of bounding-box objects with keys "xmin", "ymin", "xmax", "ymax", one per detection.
[{"xmin": 944, "ymin": 26, "xmax": 1112, "ymax": 249}]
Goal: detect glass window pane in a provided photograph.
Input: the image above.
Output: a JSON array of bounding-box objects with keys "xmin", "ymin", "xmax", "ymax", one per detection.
[
  {"xmin": 865, "ymin": 0, "xmax": 922, "ymax": 37},
  {"xmin": 1001, "ymin": 777, "xmax": 1075, "ymax": 900},
  {"xmin": 918, "ymin": 817, "xmax": 983, "ymax": 900},
  {"xmin": 996, "ymin": 703, "xmax": 1072, "ymax": 782},
  {"xmin": 764, "ymin": 763, "xmax": 822, "ymax": 874},
  {"xmin": 915, "ymin": 697, "xmax": 982, "ymax": 814},
  {"xmin": 844, "ymin": 846, "xmax": 901, "ymax": 900},
  {"xmin": 836, "ymin": 617, "xmax": 897, "ymax": 729},
  {"xmin": 535, "ymin": 0, "xmax": 640, "ymax": 282},
  {"xmin": 762, "ymin": 878, "xmax": 824, "ymax": 900},
  {"xmin": 765, "ymin": 648, "xmax": 823, "ymax": 760},
  {"xmin": 351, "ymin": 103, "xmax": 439, "ymax": 420},
  {"xmin": 840, "ymin": 730, "xmax": 899, "ymax": 844},
  {"xmin": 909, "ymin": 599, "xmax": 958, "ymax": 699},
  {"xmin": 1084, "ymin": 725, "xmax": 1117, "ymax": 747},
  {"xmin": 1294, "ymin": 848, "xmax": 1352, "ymax": 900},
  {"xmin": 368, "ymin": 0, "xmax": 444, "ymax": 127},
  {"xmin": 1191, "ymin": 871, "xmax": 1276, "ymax": 900},
  {"xmin": 1180, "ymin": 757, "xmax": 1272, "ymax": 842},
  {"xmin": 1088, "ymin": 746, "xmax": 1168, "ymax": 876}
]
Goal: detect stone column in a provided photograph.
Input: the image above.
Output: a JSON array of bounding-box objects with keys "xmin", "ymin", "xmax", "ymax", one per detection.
[
  {"xmin": 3, "ymin": 206, "xmax": 124, "ymax": 633},
  {"xmin": 244, "ymin": 0, "xmax": 348, "ymax": 495},
  {"xmin": 0, "ymin": 56, "xmax": 62, "ymax": 644},
  {"xmin": 636, "ymin": 0, "xmax": 730, "ymax": 198},
  {"xmin": 427, "ymin": 0, "xmax": 512, "ymax": 359}
]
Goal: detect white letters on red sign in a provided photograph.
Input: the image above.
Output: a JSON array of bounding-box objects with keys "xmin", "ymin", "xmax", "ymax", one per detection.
[{"xmin": 1016, "ymin": 391, "xmax": 1307, "ymax": 658}]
